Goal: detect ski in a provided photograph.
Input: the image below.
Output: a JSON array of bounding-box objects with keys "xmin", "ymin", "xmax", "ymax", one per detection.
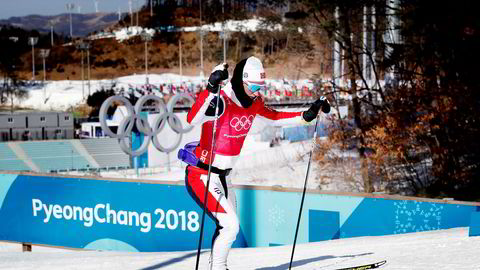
[{"xmin": 334, "ymin": 260, "xmax": 387, "ymax": 270}]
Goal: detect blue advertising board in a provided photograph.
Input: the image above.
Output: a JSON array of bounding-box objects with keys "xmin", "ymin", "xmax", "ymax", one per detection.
[
  {"xmin": 235, "ymin": 189, "xmax": 477, "ymax": 247},
  {"xmin": 0, "ymin": 174, "xmax": 247, "ymax": 251},
  {"xmin": 0, "ymin": 173, "xmax": 478, "ymax": 251}
]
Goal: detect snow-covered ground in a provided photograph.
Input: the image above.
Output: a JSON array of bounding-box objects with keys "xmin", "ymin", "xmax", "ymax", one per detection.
[
  {"xmin": 14, "ymin": 74, "xmax": 316, "ymax": 111},
  {"xmin": 1, "ymin": 227, "xmax": 479, "ymax": 269},
  {"xmin": 14, "ymin": 73, "xmax": 203, "ymax": 111},
  {"xmin": 182, "ymin": 17, "xmax": 286, "ymax": 33},
  {"xmin": 110, "ymin": 18, "xmax": 288, "ymax": 42}
]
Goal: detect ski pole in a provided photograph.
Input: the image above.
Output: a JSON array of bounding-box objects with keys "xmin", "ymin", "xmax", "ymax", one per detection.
[
  {"xmin": 195, "ymin": 67, "xmax": 226, "ymax": 270},
  {"xmin": 289, "ymin": 113, "xmax": 321, "ymax": 270}
]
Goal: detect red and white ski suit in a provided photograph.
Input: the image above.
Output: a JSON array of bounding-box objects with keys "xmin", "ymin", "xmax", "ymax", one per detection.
[{"xmin": 185, "ymin": 83, "xmax": 305, "ymax": 270}]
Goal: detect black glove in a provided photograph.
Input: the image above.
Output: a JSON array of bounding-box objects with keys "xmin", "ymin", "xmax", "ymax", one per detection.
[
  {"xmin": 206, "ymin": 63, "xmax": 229, "ymax": 94},
  {"xmin": 320, "ymin": 96, "xmax": 330, "ymax": 114},
  {"xmin": 302, "ymin": 96, "xmax": 330, "ymax": 122}
]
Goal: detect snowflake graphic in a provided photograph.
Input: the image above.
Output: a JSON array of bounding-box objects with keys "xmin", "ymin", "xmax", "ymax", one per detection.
[
  {"xmin": 268, "ymin": 204, "xmax": 286, "ymax": 228},
  {"xmin": 393, "ymin": 200, "xmax": 444, "ymax": 234}
]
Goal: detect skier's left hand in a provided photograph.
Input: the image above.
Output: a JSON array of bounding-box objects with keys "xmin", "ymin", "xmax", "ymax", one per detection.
[
  {"xmin": 319, "ymin": 96, "xmax": 330, "ymax": 114},
  {"xmin": 302, "ymin": 96, "xmax": 330, "ymax": 122}
]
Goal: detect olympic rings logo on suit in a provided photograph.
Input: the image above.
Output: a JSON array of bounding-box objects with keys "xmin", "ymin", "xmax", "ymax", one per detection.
[
  {"xmin": 99, "ymin": 94, "xmax": 195, "ymax": 156},
  {"xmin": 229, "ymin": 115, "xmax": 254, "ymax": 131}
]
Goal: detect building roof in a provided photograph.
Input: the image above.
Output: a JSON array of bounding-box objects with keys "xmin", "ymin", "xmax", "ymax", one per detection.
[{"xmin": 0, "ymin": 111, "xmax": 70, "ymax": 116}]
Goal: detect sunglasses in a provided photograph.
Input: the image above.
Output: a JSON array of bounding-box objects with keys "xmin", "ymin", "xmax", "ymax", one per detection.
[{"xmin": 245, "ymin": 81, "xmax": 266, "ymax": 93}]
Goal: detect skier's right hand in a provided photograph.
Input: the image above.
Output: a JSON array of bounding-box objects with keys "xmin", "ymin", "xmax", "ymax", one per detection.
[{"xmin": 206, "ymin": 63, "xmax": 229, "ymax": 94}]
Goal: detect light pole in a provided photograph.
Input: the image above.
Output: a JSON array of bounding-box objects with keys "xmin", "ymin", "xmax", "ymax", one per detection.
[
  {"xmin": 128, "ymin": 0, "xmax": 133, "ymax": 26},
  {"xmin": 220, "ymin": 30, "xmax": 230, "ymax": 64},
  {"xmin": 150, "ymin": 0, "xmax": 153, "ymax": 17},
  {"xmin": 49, "ymin": 21, "xmax": 55, "ymax": 47},
  {"xmin": 179, "ymin": 39, "xmax": 182, "ymax": 82},
  {"xmin": 28, "ymin": 37, "xmax": 38, "ymax": 81},
  {"xmin": 39, "ymin": 49, "xmax": 50, "ymax": 102},
  {"xmin": 76, "ymin": 42, "xmax": 90, "ymax": 99},
  {"xmin": 199, "ymin": 0, "xmax": 204, "ymax": 77},
  {"xmin": 141, "ymin": 33, "xmax": 152, "ymax": 85},
  {"xmin": 81, "ymin": 49, "xmax": 85, "ymax": 98},
  {"xmin": 220, "ymin": 0, "xmax": 228, "ymax": 64},
  {"xmin": 87, "ymin": 47, "xmax": 91, "ymax": 97},
  {"xmin": 51, "ymin": 25, "xmax": 54, "ymax": 46},
  {"xmin": 198, "ymin": 30, "xmax": 205, "ymax": 78},
  {"xmin": 136, "ymin": 0, "xmax": 139, "ymax": 26},
  {"xmin": 8, "ymin": 37, "xmax": 18, "ymax": 113},
  {"xmin": 66, "ymin": 3, "xmax": 75, "ymax": 38}
]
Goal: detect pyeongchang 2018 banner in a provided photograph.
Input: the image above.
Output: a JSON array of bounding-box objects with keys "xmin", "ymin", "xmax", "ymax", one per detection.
[
  {"xmin": 0, "ymin": 174, "xmax": 246, "ymax": 252},
  {"xmin": 1, "ymin": 173, "xmax": 478, "ymax": 252}
]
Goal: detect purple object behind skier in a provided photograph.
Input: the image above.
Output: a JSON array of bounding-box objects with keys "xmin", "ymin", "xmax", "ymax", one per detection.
[{"xmin": 178, "ymin": 141, "xmax": 200, "ymax": 167}]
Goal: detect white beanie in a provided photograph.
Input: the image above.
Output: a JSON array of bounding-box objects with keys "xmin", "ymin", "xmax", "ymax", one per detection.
[{"xmin": 242, "ymin": 56, "xmax": 266, "ymax": 84}]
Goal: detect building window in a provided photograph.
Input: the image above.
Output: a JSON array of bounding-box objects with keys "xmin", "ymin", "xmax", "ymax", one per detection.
[
  {"xmin": 64, "ymin": 116, "xmax": 70, "ymax": 121},
  {"xmin": 40, "ymin": 116, "xmax": 46, "ymax": 122},
  {"xmin": 56, "ymin": 129, "xmax": 62, "ymax": 135},
  {"xmin": 7, "ymin": 118, "xmax": 13, "ymax": 123}
]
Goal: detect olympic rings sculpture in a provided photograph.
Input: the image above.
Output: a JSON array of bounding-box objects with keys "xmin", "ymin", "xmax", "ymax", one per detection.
[{"xmin": 99, "ymin": 94, "xmax": 195, "ymax": 156}]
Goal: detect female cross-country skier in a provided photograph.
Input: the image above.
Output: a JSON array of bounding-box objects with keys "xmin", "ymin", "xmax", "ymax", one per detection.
[{"xmin": 179, "ymin": 56, "xmax": 330, "ymax": 270}]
